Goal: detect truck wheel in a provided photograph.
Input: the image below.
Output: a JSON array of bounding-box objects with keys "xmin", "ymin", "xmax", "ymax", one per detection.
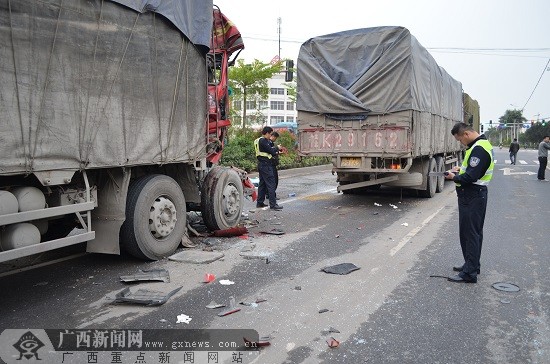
[
  {"xmin": 435, "ymin": 156, "xmax": 445, "ymax": 193},
  {"xmin": 420, "ymin": 157, "xmax": 437, "ymax": 198},
  {"xmin": 201, "ymin": 167, "xmax": 243, "ymax": 231},
  {"xmin": 120, "ymin": 174, "xmax": 186, "ymax": 260}
]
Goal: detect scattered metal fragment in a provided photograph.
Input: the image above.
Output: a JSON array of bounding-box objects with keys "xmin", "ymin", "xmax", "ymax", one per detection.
[
  {"xmin": 112, "ymin": 286, "xmax": 182, "ymax": 306},
  {"xmin": 219, "ymin": 279, "xmax": 235, "ymax": 285},
  {"xmin": 217, "ymin": 296, "xmax": 241, "ymax": 317},
  {"xmin": 389, "ymin": 204, "xmax": 398, "ymax": 209},
  {"xmin": 260, "ymin": 229, "xmax": 285, "ymax": 235},
  {"xmin": 318, "ymin": 308, "xmax": 329, "ymax": 314},
  {"xmin": 176, "ymin": 314, "xmax": 192, "ymax": 324},
  {"xmin": 328, "ymin": 327, "xmax": 340, "ymax": 333},
  {"xmin": 240, "ymin": 298, "xmax": 266, "ymax": 306},
  {"xmin": 244, "ymin": 337, "xmax": 271, "ymax": 347},
  {"xmin": 500, "ymin": 299, "xmax": 511, "ymax": 304},
  {"xmin": 401, "ymin": 222, "xmax": 409, "ymax": 227},
  {"xmin": 326, "ymin": 337, "xmax": 340, "ymax": 348},
  {"xmin": 294, "ymin": 286, "xmax": 302, "ymax": 291},
  {"xmin": 206, "ymin": 301, "xmax": 226, "ymax": 309},
  {"xmin": 374, "ymin": 203, "xmax": 382, "ymax": 207},
  {"xmin": 119, "ymin": 269, "xmax": 170, "ymax": 283},
  {"xmin": 492, "ymin": 282, "xmax": 520, "ymax": 292},
  {"xmin": 321, "ymin": 263, "xmax": 360, "ymax": 275},
  {"xmin": 373, "ymin": 212, "xmax": 379, "ymax": 215}
]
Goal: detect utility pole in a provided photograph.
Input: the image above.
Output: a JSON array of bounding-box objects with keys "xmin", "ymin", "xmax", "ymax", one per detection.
[{"xmin": 277, "ymin": 17, "xmax": 281, "ymax": 60}]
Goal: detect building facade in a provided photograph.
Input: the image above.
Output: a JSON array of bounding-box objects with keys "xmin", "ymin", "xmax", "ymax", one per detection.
[{"xmin": 232, "ymin": 72, "xmax": 297, "ymax": 128}]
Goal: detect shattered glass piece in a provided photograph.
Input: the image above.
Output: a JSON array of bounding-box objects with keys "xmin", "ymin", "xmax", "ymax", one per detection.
[
  {"xmin": 492, "ymin": 282, "xmax": 520, "ymax": 292},
  {"xmin": 321, "ymin": 263, "xmax": 360, "ymax": 275},
  {"xmin": 119, "ymin": 268, "xmax": 170, "ymax": 283},
  {"xmin": 112, "ymin": 286, "xmax": 182, "ymax": 306}
]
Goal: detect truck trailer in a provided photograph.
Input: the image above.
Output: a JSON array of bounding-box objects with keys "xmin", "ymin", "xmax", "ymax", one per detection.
[
  {"xmin": 297, "ymin": 26, "xmax": 475, "ymax": 197},
  {"xmin": 0, "ymin": 0, "xmax": 251, "ymax": 262}
]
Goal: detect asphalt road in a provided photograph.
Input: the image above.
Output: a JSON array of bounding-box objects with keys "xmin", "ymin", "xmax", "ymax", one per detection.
[{"xmin": 0, "ymin": 149, "xmax": 548, "ymax": 364}]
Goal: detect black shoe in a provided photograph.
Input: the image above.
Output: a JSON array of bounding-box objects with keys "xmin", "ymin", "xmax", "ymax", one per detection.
[
  {"xmin": 270, "ymin": 204, "xmax": 283, "ymax": 211},
  {"xmin": 256, "ymin": 203, "xmax": 267, "ymax": 208},
  {"xmin": 447, "ymin": 274, "xmax": 477, "ymax": 283},
  {"xmin": 452, "ymin": 265, "xmax": 480, "ymax": 274}
]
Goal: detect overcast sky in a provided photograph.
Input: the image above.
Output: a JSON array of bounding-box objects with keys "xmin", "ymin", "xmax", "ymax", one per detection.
[{"xmin": 215, "ymin": 0, "xmax": 550, "ymax": 125}]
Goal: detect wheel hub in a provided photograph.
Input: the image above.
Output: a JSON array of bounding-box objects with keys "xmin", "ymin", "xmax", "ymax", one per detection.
[
  {"xmin": 149, "ymin": 197, "xmax": 177, "ymax": 238},
  {"xmin": 222, "ymin": 184, "xmax": 240, "ymax": 216}
]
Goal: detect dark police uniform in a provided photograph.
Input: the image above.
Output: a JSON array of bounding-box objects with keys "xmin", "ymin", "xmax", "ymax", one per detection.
[
  {"xmin": 452, "ymin": 135, "xmax": 494, "ymax": 282},
  {"xmin": 254, "ymin": 136, "xmax": 279, "ymax": 208}
]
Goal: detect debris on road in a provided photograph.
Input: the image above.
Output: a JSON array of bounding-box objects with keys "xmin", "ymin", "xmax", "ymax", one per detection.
[
  {"xmin": 240, "ymin": 298, "xmax": 267, "ymax": 307},
  {"xmin": 203, "ymin": 273, "xmax": 215, "ymax": 283},
  {"xmin": 318, "ymin": 308, "xmax": 330, "ymax": 314},
  {"xmin": 219, "ymin": 279, "xmax": 235, "ymax": 285},
  {"xmin": 260, "ymin": 229, "xmax": 285, "ymax": 235},
  {"xmin": 492, "ymin": 282, "xmax": 520, "ymax": 292},
  {"xmin": 326, "ymin": 337, "xmax": 340, "ymax": 348},
  {"xmin": 176, "ymin": 314, "xmax": 192, "ymax": 324},
  {"xmin": 389, "ymin": 204, "xmax": 398, "ymax": 209},
  {"xmin": 288, "ymin": 192, "xmax": 296, "ymax": 197},
  {"xmin": 206, "ymin": 301, "xmax": 226, "ymax": 309},
  {"xmin": 374, "ymin": 203, "xmax": 382, "ymax": 207},
  {"xmin": 169, "ymin": 250, "xmax": 224, "ymax": 264},
  {"xmin": 212, "ymin": 226, "xmax": 248, "ymax": 237},
  {"xmin": 181, "ymin": 234, "xmax": 197, "ymax": 248},
  {"xmin": 112, "ymin": 287, "xmax": 182, "ymax": 306},
  {"xmin": 244, "ymin": 337, "xmax": 271, "ymax": 347},
  {"xmin": 217, "ymin": 296, "xmax": 241, "ymax": 317},
  {"xmin": 321, "ymin": 263, "xmax": 360, "ymax": 275},
  {"xmin": 401, "ymin": 222, "xmax": 409, "ymax": 227},
  {"xmin": 119, "ymin": 269, "xmax": 170, "ymax": 283},
  {"xmin": 321, "ymin": 327, "xmax": 341, "ymax": 335}
]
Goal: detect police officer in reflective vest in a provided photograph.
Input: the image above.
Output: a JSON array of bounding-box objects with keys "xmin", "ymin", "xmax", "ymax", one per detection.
[
  {"xmin": 254, "ymin": 126, "xmax": 283, "ymax": 211},
  {"xmin": 445, "ymin": 122, "xmax": 494, "ymax": 283}
]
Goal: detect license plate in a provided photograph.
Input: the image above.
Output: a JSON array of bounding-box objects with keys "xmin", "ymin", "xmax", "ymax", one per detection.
[{"xmin": 341, "ymin": 157, "xmax": 361, "ymax": 167}]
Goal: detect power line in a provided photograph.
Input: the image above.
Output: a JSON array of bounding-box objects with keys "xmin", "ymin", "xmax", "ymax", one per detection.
[{"xmin": 521, "ymin": 58, "xmax": 550, "ymax": 111}]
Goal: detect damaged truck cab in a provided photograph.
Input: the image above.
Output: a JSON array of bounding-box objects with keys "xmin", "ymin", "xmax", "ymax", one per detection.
[{"xmin": 0, "ymin": 1, "xmax": 250, "ymax": 262}]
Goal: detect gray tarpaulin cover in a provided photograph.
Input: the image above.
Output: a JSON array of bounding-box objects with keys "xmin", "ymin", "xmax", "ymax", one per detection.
[
  {"xmin": 111, "ymin": 0, "xmax": 213, "ymax": 48},
  {"xmin": 297, "ymin": 26, "xmax": 462, "ymax": 120},
  {"xmin": 0, "ymin": 0, "xmax": 212, "ymax": 175}
]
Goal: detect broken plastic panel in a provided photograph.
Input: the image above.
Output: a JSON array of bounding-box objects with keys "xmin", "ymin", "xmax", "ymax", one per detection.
[
  {"xmin": 321, "ymin": 263, "xmax": 360, "ymax": 275},
  {"xmin": 112, "ymin": 287, "xmax": 182, "ymax": 306}
]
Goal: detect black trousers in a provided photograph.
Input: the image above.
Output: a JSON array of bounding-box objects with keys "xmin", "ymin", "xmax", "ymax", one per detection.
[
  {"xmin": 538, "ymin": 157, "xmax": 548, "ymax": 180},
  {"xmin": 457, "ymin": 186, "xmax": 488, "ymax": 280},
  {"xmin": 257, "ymin": 160, "xmax": 277, "ymax": 207}
]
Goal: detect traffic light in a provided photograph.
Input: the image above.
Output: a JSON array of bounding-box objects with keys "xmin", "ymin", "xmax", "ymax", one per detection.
[{"xmin": 285, "ymin": 60, "xmax": 294, "ymax": 82}]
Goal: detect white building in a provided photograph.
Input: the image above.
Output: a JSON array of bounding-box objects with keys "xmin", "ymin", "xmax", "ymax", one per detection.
[{"xmin": 232, "ymin": 71, "xmax": 297, "ymax": 128}]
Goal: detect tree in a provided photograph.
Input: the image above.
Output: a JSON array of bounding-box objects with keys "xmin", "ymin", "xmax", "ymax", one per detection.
[
  {"xmin": 498, "ymin": 109, "xmax": 526, "ymax": 128},
  {"xmin": 229, "ymin": 59, "xmax": 283, "ymax": 128}
]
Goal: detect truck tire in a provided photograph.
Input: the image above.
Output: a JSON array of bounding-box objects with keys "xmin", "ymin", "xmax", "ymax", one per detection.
[
  {"xmin": 419, "ymin": 157, "xmax": 437, "ymax": 198},
  {"xmin": 435, "ymin": 156, "xmax": 445, "ymax": 193},
  {"xmin": 201, "ymin": 167, "xmax": 243, "ymax": 231},
  {"xmin": 120, "ymin": 174, "xmax": 186, "ymax": 260}
]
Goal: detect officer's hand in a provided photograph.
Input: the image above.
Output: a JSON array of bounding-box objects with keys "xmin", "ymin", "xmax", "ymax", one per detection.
[{"xmin": 444, "ymin": 171, "xmax": 455, "ymax": 180}]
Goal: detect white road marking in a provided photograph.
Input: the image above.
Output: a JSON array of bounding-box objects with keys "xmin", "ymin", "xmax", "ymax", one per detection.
[{"xmin": 390, "ymin": 206, "xmax": 445, "ymax": 256}]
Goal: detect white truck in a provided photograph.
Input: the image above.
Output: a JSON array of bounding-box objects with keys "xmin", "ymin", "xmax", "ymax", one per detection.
[
  {"xmin": 297, "ymin": 26, "xmax": 473, "ymax": 197},
  {"xmin": 0, "ymin": 0, "xmax": 251, "ymax": 262}
]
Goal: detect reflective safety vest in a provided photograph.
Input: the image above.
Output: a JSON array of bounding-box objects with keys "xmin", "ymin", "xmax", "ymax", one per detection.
[
  {"xmin": 456, "ymin": 139, "xmax": 494, "ymax": 187},
  {"xmin": 254, "ymin": 137, "xmax": 272, "ymax": 159}
]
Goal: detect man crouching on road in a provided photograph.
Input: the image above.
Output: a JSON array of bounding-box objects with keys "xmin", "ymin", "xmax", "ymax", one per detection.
[
  {"xmin": 444, "ymin": 122, "xmax": 494, "ymax": 283},
  {"xmin": 254, "ymin": 126, "xmax": 283, "ymax": 211}
]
